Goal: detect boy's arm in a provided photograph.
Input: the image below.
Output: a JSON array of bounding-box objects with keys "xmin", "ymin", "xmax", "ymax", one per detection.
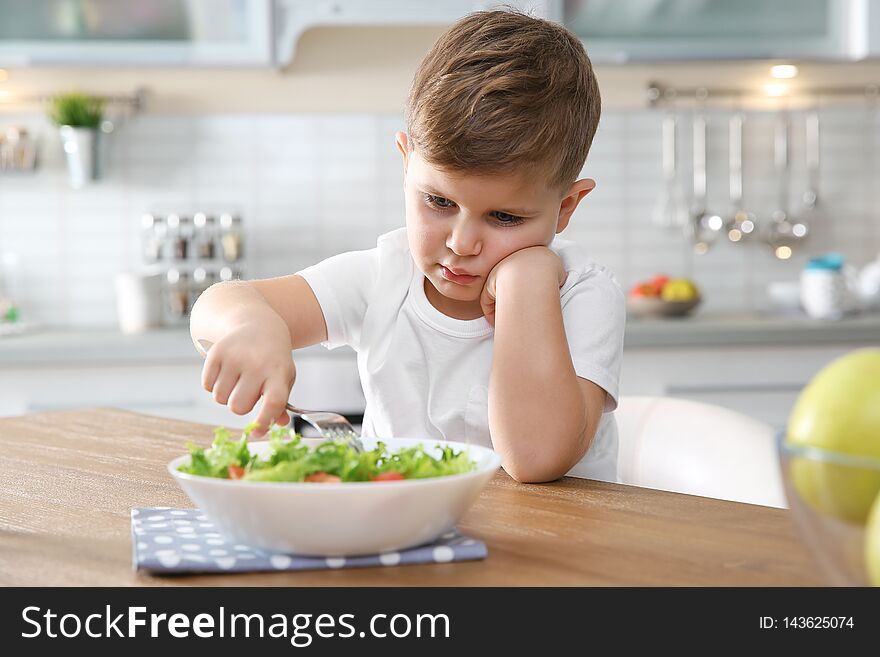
[
  {"xmin": 189, "ymin": 274, "xmax": 328, "ymax": 436},
  {"xmin": 484, "ymin": 247, "xmax": 606, "ymax": 483},
  {"xmin": 189, "ymin": 274, "xmax": 327, "ymax": 352}
]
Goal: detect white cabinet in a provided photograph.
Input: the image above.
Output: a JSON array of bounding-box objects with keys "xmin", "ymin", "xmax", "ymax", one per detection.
[
  {"xmin": 556, "ymin": 0, "xmax": 880, "ymax": 63},
  {"xmin": 620, "ymin": 344, "xmax": 866, "ymax": 428},
  {"xmin": 0, "ymin": 0, "xmax": 545, "ymax": 68},
  {"xmin": 0, "ymin": 347, "xmax": 365, "ymax": 430},
  {"xmin": 272, "ymin": 0, "xmax": 545, "ymax": 65},
  {"xmin": 0, "ymin": 0, "xmax": 274, "ymax": 67}
]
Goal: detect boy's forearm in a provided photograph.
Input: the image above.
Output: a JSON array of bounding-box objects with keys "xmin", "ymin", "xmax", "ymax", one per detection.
[
  {"xmin": 488, "ymin": 268, "xmax": 588, "ymax": 483},
  {"xmin": 189, "ymin": 281, "xmax": 286, "ymax": 350}
]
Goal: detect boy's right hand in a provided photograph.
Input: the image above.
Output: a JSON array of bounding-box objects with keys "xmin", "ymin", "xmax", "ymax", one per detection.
[{"xmin": 199, "ymin": 320, "xmax": 296, "ymax": 438}]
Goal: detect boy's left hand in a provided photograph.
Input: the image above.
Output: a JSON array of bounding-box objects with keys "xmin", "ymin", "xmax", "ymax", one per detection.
[{"xmin": 480, "ymin": 246, "xmax": 566, "ymax": 326}]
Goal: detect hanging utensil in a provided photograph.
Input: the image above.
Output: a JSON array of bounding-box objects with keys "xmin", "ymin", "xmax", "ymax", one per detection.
[
  {"xmin": 723, "ymin": 113, "xmax": 756, "ymax": 242},
  {"xmin": 764, "ymin": 112, "xmax": 807, "ymax": 259},
  {"xmin": 796, "ymin": 109, "xmax": 821, "ymax": 236},
  {"xmin": 687, "ymin": 111, "xmax": 724, "ymax": 254},
  {"xmin": 652, "ymin": 112, "xmax": 689, "ymax": 229}
]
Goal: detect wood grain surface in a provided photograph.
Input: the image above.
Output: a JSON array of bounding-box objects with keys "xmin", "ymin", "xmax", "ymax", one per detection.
[{"xmin": 0, "ymin": 408, "xmax": 823, "ymax": 586}]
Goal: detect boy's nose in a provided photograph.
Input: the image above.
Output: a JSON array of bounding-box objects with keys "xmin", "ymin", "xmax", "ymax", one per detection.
[{"xmin": 446, "ymin": 218, "xmax": 482, "ymax": 257}]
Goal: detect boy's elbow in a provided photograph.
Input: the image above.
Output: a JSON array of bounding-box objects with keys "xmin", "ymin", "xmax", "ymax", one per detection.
[
  {"xmin": 500, "ymin": 451, "xmax": 577, "ymax": 484},
  {"xmin": 496, "ymin": 426, "xmax": 595, "ymax": 484}
]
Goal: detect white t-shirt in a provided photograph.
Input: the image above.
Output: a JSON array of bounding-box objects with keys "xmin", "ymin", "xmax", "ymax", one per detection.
[{"xmin": 296, "ymin": 227, "xmax": 625, "ymax": 482}]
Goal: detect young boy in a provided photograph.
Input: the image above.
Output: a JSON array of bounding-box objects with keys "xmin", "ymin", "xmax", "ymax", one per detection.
[{"xmin": 190, "ymin": 9, "xmax": 624, "ymax": 484}]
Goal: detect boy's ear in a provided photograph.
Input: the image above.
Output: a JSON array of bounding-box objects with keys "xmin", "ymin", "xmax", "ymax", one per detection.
[
  {"xmin": 395, "ymin": 131, "xmax": 410, "ymax": 175},
  {"xmin": 556, "ymin": 178, "xmax": 596, "ymax": 233}
]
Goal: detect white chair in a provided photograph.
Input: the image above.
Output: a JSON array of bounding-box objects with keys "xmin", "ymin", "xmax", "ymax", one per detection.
[{"xmin": 613, "ymin": 395, "xmax": 787, "ymax": 508}]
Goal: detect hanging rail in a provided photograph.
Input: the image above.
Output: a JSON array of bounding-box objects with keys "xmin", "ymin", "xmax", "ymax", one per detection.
[
  {"xmin": 647, "ymin": 81, "xmax": 880, "ymax": 107},
  {"xmin": 0, "ymin": 86, "xmax": 146, "ymax": 112}
]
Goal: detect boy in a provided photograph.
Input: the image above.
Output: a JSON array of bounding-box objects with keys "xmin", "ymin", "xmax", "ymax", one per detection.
[{"xmin": 190, "ymin": 9, "xmax": 624, "ymax": 484}]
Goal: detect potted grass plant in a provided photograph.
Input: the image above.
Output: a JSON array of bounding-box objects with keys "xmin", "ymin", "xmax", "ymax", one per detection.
[{"xmin": 48, "ymin": 92, "xmax": 106, "ymax": 188}]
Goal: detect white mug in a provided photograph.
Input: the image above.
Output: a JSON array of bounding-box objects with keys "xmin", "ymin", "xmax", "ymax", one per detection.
[{"xmin": 114, "ymin": 272, "xmax": 163, "ymax": 333}]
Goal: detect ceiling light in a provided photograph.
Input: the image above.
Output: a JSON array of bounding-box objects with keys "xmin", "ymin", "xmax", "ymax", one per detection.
[{"xmin": 771, "ymin": 64, "xmax": 798, "ymax": 79}]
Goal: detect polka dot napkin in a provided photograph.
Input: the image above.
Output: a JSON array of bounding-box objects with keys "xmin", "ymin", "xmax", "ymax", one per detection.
[{"xmin": 131, "ymin": 508, "xmax": 487, "ymax": 574}]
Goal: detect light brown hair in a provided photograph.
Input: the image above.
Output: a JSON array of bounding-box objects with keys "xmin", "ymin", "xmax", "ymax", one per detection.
[{"xmin": 405, "ymin": 9, "xmax": 601, "ymax": 191}]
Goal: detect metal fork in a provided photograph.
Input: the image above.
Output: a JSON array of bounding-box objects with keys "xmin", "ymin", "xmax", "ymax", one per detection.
[
  {"xmin": 196, "ymin": 339, "xmax": 364, "ymax": 452},
  {"xmin": 281, "ymin": 405, "xmax": 364, "ymax": 452}
]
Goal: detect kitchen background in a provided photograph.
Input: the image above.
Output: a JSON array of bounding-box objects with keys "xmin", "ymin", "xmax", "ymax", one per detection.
[{"xmin": 0, "ymin": 0, "xmax": 879, "ymax": 431}]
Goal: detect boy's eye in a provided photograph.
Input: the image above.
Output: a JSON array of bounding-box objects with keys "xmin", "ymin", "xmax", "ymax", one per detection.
[
  {"xmin": 424, "ymin": 194, "xmax": 455, "ymax": 209},
  {"xmin": 491, "ymin": 211, "xmax": 524, "ymax": 226}
]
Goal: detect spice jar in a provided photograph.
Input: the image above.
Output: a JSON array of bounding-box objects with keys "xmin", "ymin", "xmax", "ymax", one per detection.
[
  {"xmin": 191, "ymin": 266, "xmax": 215, "ymax": 303},
  {"xmin": 0, "ymin": 126, "xmax": 37, "ymax": 172},
  {"xmin": 165, "ymin": 268, "xmax": 189, "ymax": 321},
  {"xmin": 219, "ymin": 265, "xmax": 244, "ymax": 283},
  {"xmin": 219, "ymin": 213, "xmax": 243, "ymax": 262},
  {"xmin": 166, "ymin": 214, "xmax": 191, "ymax": 261},
  {"xmin": 140, "ymin": 213, "xmax": 165, "ymax": 263},
  {"xmin": 192, "ymin": 212, "xmax": 217, "ymax": 260}
]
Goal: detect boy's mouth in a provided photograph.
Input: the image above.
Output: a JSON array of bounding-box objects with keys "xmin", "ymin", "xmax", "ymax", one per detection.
[{"xmin": 439, "ymin": 265, "xmax": 479, "ymax": 285}]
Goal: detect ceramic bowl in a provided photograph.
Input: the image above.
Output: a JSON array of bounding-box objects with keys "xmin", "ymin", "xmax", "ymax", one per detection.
[
  {"xmin": 626, "ymin": 295, "xmax": 701, "ymax": 319},
  {"xmin": 169, "ymin": 437, "xmax": 501, "ymax": 557}
]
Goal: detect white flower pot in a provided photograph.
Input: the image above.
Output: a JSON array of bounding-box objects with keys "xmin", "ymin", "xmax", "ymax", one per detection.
[{"xmin": 59, "ymin": 125, "xmax": 100, "ymax": 188}]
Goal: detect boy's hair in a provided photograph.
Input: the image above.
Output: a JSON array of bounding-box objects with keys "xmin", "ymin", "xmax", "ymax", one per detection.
[{"xmin": 405, "ymin": 9, "xmax": 601, "ymax": 191}]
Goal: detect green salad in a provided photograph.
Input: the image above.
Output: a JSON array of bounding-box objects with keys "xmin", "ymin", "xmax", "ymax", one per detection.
[{"xmin": 177, "ymin": 423, "xmax": 477, "ymax": 483}]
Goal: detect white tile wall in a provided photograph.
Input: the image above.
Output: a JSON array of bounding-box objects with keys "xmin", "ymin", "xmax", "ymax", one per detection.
[{"xmin": 0, "ymin": 108, "xmax": 878, "ymax": 327}]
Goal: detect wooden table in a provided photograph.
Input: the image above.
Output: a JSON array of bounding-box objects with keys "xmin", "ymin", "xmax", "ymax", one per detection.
[{"xmin": 0, "ymin": 408, "xmax": 823, "ymax": 586}]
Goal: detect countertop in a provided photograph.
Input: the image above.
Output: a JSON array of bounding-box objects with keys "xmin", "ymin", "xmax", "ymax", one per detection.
[
  {"xmin": 0, "ymin": 408, "xmax": 823, "ymax": 586},
  {"xmin": 0, "ymin": 326, "xmax": 349, "ymax": 366},
  {"xmin": 0, "ymin": 312, "xmax": 878, "ymax": 366},
  {"xmin": 624, "ymin": 312, "xmax": 880, "ymax": 348}
]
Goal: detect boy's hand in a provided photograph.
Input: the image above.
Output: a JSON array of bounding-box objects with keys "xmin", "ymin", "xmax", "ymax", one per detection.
[
  {"xmin": 480, "ymin": 246, "xmax": 566, "ymax": 326},
  {"xmin": 199, "ymin": 318, "xmax": 296, "ymax": 437}
]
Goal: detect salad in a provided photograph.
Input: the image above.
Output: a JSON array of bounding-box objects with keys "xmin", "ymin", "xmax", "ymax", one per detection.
[{"xmin": 177, "ymin": 423, "xmax": 477, "ymax": 483}]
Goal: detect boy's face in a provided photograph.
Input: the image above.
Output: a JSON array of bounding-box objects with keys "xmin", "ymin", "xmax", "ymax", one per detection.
[{"xmin": 396, "ymin": 132, "xmax": 594, "ymax": 320}]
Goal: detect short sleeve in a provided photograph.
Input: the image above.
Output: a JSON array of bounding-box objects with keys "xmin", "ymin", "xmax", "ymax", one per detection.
[
  {"xmin": 296, "ymin": 248, "xmax": 378, "ymax": 351},
  {"xmin": 560, "ymin": 266, "xmax": 626, "ymax": 412}
]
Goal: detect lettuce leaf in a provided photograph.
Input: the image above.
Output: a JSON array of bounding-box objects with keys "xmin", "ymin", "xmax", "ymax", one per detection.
[{"xmin": 177, "ymin": 424, "xmax": 477, "ymax": 482}]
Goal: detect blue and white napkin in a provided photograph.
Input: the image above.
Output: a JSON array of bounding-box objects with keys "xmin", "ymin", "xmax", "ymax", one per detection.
[{"xmin": 131, "ymin": 507, "xmax": 487, "ymax": 574}]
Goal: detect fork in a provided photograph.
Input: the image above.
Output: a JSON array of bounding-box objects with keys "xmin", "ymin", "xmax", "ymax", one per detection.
[
  {"xmin": 282, "ymin": 404, "xmax": 365, "ymax": 452},
  {"xmin": 196, "ymin": 339, "xmax": 365, "ymax": 452}
]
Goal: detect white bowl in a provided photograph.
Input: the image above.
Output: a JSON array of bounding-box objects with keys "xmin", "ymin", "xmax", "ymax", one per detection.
[{"xmin": 168, "ymin": 437, "xmax": 502, "ymax": 557}]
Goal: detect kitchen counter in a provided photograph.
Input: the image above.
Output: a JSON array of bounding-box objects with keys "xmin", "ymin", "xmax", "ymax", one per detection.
[
  {"xmin": 0, "ymin": 312, "xmax": 878, "ymax": 366},
  {"xmin": 0, "ymin": 408, "xmax": 823, "ymax": 586},
  {"xmin": 0, "ymin": 326, "xmax": 351, "ymax": 366},
  {"xmin": 624, "ymin": 312, "xmax": 880, "ymax": 348}
]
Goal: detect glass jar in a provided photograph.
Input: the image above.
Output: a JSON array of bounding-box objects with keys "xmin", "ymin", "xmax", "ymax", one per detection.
[
  {"xmin": 165, "ymin": 268, "xmax": 189, "ymax": 322},
  {"xmin": 140, "ymin": 213, "xmax": 165, "ymax": 263},
  {"xmin": 166, "ymin": 214, "xmax": 191, "ymax": 261},
  {"xmin": 219, "ymin": 265, "xmax": 245, "ymax": 283},
  {"xmin": 1, "ymin": 126, "xmax": 37, "ymax": 172},
  {"xmin": 192, "ymin": 212, "xmax": 217, "ymax": 260},
  {"xmin": 219, "ymin": 213, "xmax": 243, "ymax": 262},
  {"xmin": 0, "ymin": 250, "xmax": 20, "ymax": 325},
  {"xmin": 191, "ymin": 266, "xmax": 215, "ymax": 303}
]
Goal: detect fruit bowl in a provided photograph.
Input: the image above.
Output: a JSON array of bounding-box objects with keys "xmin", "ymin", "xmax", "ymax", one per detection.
[
  {"xmin": 778, "ymin": 433, "xmax": 880, "ymax": 586},
  {"xmin": 626, "ymin": 295, "xmax": 701, "ymax": 319}
]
